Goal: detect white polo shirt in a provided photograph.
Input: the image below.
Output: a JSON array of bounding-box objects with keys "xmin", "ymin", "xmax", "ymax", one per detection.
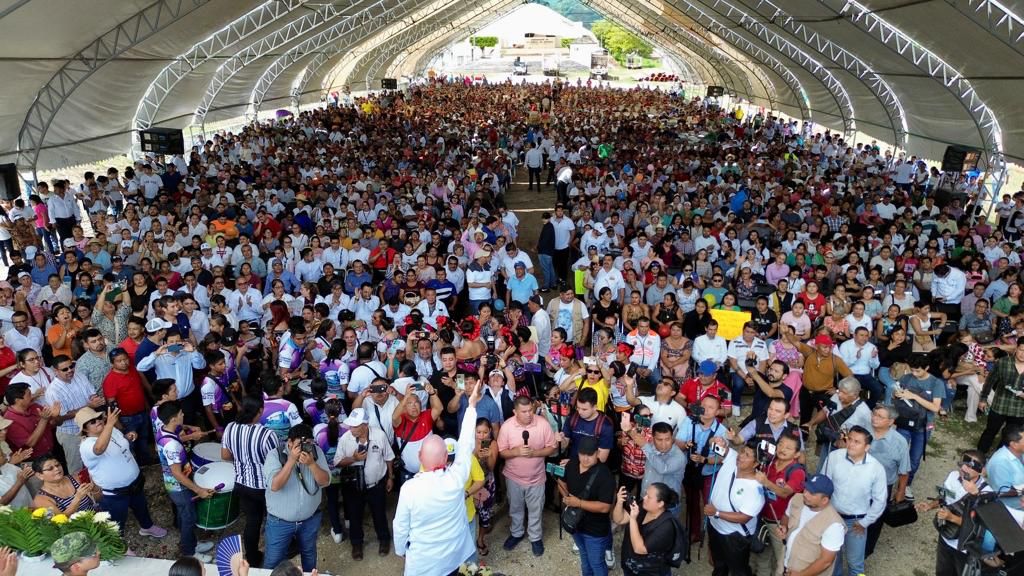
[
  {"xmin": 639, "ymin": 396, "xmax": 687, "ymax": 430},
  {"xmin": 334, "ymin": 427, "xmax": 395, "ymax": 486},
  {"xmin": 80, "ymin": 429, "xmax": 140, "ymax": 491}
]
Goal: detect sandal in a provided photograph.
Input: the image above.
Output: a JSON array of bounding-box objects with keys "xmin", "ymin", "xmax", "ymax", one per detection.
[{"xmin": 477, "ymin": 541, "xmax": 489, "ymax": 556}]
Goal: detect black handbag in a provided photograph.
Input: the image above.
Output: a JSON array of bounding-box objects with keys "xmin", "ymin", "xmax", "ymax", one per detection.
[
  {"xmin": 883, "ymin": 500, "xmax": 918, "ymax": 527},
  {"xmin": 561, "ymin": 468, "xmax": 598, "ymax": 535}
]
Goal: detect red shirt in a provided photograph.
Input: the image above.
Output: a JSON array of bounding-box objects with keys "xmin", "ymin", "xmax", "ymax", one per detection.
[
  {"xmin": 679, "ymin": 378, "xmax": 733, "ymax": 411},
  {"xmin": 762, "ymin": 461, "xmax": 805, "ymax": 521},
  {"xmin": 6, "ymin": 404, "xmax": 55, "ymax": 458},
  {"xmin": 118, "ymin": 337, "xmax": 142, "ymax": 363},
  {"xmin": 394, "ymin": 410, "xmax": 434, "ymax": 444},
  {"xmin": 797, "ymin": 292, "xmax": 826, "ymax": 322},
  {"xmin": 0, "ymin": 346, "xmax": 16, "ymax": 396},
  {"xmin": 102, "ymin": 368, "xmax": 148, "ymax": 416}
]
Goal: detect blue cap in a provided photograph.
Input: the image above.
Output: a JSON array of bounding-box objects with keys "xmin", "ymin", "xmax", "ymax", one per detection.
[
  {"xmin": 699, "ymin": 360, "xmax": 717, "ymax": 376},
  {"xmin": 804, "ymin": 474, "xmax": 834, "ymax": 497}
]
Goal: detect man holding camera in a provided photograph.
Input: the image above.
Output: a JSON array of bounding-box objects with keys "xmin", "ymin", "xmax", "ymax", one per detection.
[
  {"xmin": 335, "ymin": 407, "xmax": 395, "ymax": 560},
  {"xmin": 678, "ymin": 360, "xmax": 733, "ymax": 419},
  {"xmin": 675, "ymin": 394, "xmax": 729, "ymax": 540},
  {"xmin": 806, "ymin": 377, "xmax": 871, "ymax": 469},
  {"xmin": 262, "ymin": 423, "xmax": 331, "ymax": 571},
  {"xmin": 703, "ymin": 436, "xmax": 766, "ymax": 576},
  {"xmin": 727, "ymin": 322, "xmax": 770, "ymax": 418}
]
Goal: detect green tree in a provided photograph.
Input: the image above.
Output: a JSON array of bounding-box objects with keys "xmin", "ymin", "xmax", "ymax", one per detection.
[
  {"xmin": 469, "ymin": 36, "xmax": 498, "ymax": 58},
  {"xmin": 561, "ymin": 37, "xmax": 575, "ymax": 48},
  {"xmin": 589, "ymin": 19, "xmax": 652, "ymax": 62}
]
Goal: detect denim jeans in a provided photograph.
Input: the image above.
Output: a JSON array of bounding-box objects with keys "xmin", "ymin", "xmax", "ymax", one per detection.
[
  {"xmin": 834, "ymin": 517, "xmax": 868, "ymax": 576},
  {"xmin": 572, "ymin": 532, "xmax": 612, "ymax": 576},
  {"xmin": 99, "ymin": 479, "xmax": 154, "ymax": 538},
  {"xmin": 879, "ymin": 366, "xmax": 896, "ymax": 404},
  {"xmin": 538, "ymin": 254, "xmax": 556, "ymax": 290},
  {"xmin": 731, "ymin": 373, "xmax": 747, "ymax": 409},
  {"xmin": 263, "ymin": 511, "xmax": 321, "ymax": 572},
  {"xmin": 169, "ymin": 490, "xmax": 198, "ymax": 555},
  {"xmin": 897, "ymin": 427, "xmax": 928, "ymax": 484},
  {"xmin": 119, "ymin": 412, "xmax": 151, "ymax": 464},
  {"xmin": 853, "ymin": 374, "xmax": 883, "ymax": 409}
]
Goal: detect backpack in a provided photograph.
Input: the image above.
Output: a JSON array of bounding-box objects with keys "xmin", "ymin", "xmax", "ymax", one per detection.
[
  {"xmin": 894, "ymin": 376, "xmax": 928, "ymax": 431},
  {"xmin": 667, "ymin": 514, "xmax": 691, "ymax": 568}
]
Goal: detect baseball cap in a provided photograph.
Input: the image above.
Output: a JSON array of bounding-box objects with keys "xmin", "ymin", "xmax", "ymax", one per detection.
[
  {"xmin": 51, "ymin": 532, "xmax": 97, "ymax": 566},
  {"xmin": 699, "ymin": 359, "xmax": 717, "ymax": 376},
  {"xmin": 201, "ymin": 243, "xmax": 212, "ymax": 250},
  {"xmin": 73, "ymin": 406, "xmax": 105, "ymax": 430},
  {"xmin": 145, "ymin": 318, "xmax": 172, "ymax": 333},
  {"xmin": 514, "ymin": 261, "xmax": 526, "ymax": 269},
  {"xmin": 489, "ymin": 368, "xmax": 505, "ymax": 379},
  {"xmin": 342, "ymin": 407, "xmax": 368, "ymax": 428},
  {"xmin": 16, "ymin": 272, "xmax": 29, "ymax": 280},
  {"xmin": 62, "ymin": 238, "xmax": 76, "ymax": 249},
  {"xmin": 804, "ymin": 474, "xmax": 835, "ymax": 497},
  {"xmin": 814, "ymin": 334, "xmax": 835, "ymax": 348}
]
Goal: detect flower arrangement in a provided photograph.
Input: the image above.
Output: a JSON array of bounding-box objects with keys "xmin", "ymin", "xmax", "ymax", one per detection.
[{"xmin": 0, "ymin": 508, "xmax": 125, "ymax": 560}]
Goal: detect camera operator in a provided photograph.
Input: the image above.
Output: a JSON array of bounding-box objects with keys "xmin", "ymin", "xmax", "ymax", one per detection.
[
  {"xmin": 806, "ymin": 377, "xmax": 871, "ymax": 471},
  {"xmin": 677, "ymin": 360, "xmax": 733, "ymax": 419},
  {"xmin": 914, "ymin": 450, "xmax": 992, "ymax": 576},
  {"xmin": 262, "ymin": 423, "xmax": 330, "ymax": 571},
  {"xmin": 675, "ymin": 395, "xmax": 729, "ymax": 547},
  {"xmin": 821, "ymin": 425, "xmax": 887, "ymax": 576},
  {"xmin": 625, "ymin": 376, "xmax": 686, "ymax": 430},
  {"xmin": 747, "ymin": 361, "xmax": 794, "ymax": 425},
  {"xmin": 703, "ymin": 436, "xmax": 765, "ymax": 576},
  {"xmin": 611, "ymin": 482, "xmax": 682, "ymax": 576},
  {"xmin": 752, "ymin": 432, "xmax": 805, "ymax": 576},
  {"xmin": 727, "ymin": 322, "xmax": 770, "ymax": 418}
]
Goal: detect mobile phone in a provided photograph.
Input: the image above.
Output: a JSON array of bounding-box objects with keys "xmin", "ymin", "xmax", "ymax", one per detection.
[
  {"xmin": 357, "ymin": 444, "xmax": 368, "ymax": 454},
  {"xmin": 456, "ymin": 374, "xmax": 465, "ymax": 390},
  {"xmin": 167, "ymin": 343, "xmax": 184, "ymax": 353},
  {"xmin": 482, "ymin": 439, "xmax": 491, "ymax": 449},
  {"xmin": 546, "ymin": 462, "xmax": 566, "ymax": 478},
  {"xmin": 624, "ymin": 494, "xmax": 636, "ymax": 510},
  {"xmin": 411, "ymin": 382, "xmax": 424, "ymax": 392}
]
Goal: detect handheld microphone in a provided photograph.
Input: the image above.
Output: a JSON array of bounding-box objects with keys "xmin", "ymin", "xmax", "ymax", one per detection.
[{"xmin": 522, "ymin": 430, "xmax": 530, "ymax": 446}]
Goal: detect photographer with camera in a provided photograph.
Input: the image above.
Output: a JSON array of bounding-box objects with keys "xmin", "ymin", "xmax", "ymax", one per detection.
[
  {"xmin": 751, "ymin": 432, "xmax": 804, "ymax": 576},
  {"xmin": 625, "ymin": 375, "xmax": 686, "ymax": 430},
  {"xmin": 675, "ymin": 394, "xmax": 729, "ymax": 542},
  {"xmin": 678, "ymin": 360, "xmax": 733, "ymax": 419},
  {"xmin": 611, "ymin": 482, "xmax": 683, "ymax": 576},
  {"xmin": 727, "ymin": 322, "xmax": 770, "ymax": 419},
  {"xmin": 703, "ymin": 436, "xmax": 766, "ymax": 576},
  {"xmin": 334, "ymin": 407, "xmax": 395, "ymax": 560},
  {"xmin": 262, "ymin": 422, "xmax": 330, "ymax": 571},
  {"xmin": 747, "ymin": 361, "xmax": 793, "ymax": 424},
  {"xmin": 821, "ymin": 425, "xmax": 887, "ymax": 576},
  {"xmin": 622, "ymin": 419, "xmax": 686, "ymax": 501},
  {"xmin": 914, "ymin": 450, "xmax": 992, "ymax": 576},
  {"xmin": 806, "ymin": 377, "xmax": 871, "ymax": 471}
]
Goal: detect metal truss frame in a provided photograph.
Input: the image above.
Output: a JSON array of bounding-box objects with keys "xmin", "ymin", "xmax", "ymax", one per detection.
[
  {"xmin": 257, "ymin": 0, "xmax": 462, "ymax": 115},
  {"xmin": 17, "ymin": 0, "xmax": 210, "ymax": 181},
  {"xmin": 192, "ymin": 0, "xmax": 380, "ymax": 127},
  {"xmin": 658, "ymin": 0, "xmax": 814, "ymax": 123},
  {"xmin": 826, "ymin": 0, "xmax": 1006, "ymax": 204},
  {"xmin": 742, "ymin": 0, "xmax": 908, "ymax": 147},
  {"xmin": 945, "ymin": 0, "xmax": 1024, "ymax": 59},
  {"xmin": 131, "ymin": 0, "xmax": 313, "ymax": 158},
  {"xmin": 246, "ymin": 0, "xmax": 444, "ymax": 117},
  {"xmin": 590, "ymin": 0, "xmax": 779, "ymax": 110}
]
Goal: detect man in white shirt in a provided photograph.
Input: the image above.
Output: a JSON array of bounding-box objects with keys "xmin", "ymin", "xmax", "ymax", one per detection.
[
  {"xmin": 47, "ymin": 182, "xmax": 80, "ymax": 243},
  {"xmin": 465, "ymin": 249, "xmax": 494, "ymax": 315},
  {"xmin": 414, "ymin": 288, "xmax": 449, "ymax": 330},
  {"xmin": 228, "ymin": 277, "xmax": 263, "ymax": 324},
  {"xmin": 393, "ymin": 381, "xmax": 480, "ymax": 575},
  {"xmin": 626, "ymin": 317, "xmax": 662, "ymax": 383},
  {"xmin": 837, "ymin": 327, "xmax": 883, "ymax": 407},
  {"xmin": 932, "ymin": 263, "xmax": 967, "ymax": 321},
  {"xmin": 5, "ymin": 311, "xmax": 43, "ymax": 355},
  {"xmin": 528, "ymin": 296, "xmax": 551, "ymax": 360},
  {"xmin": 693, "ymin": 320, "xmax": 728, "ymax": 369},
  {"xmin": 550, "ymin": 204, "xmax": 575, "ymax": 287},
  {"xmin": 524, "ymin": 142, "xmax": 544, "ymax": 191},
  {"xmin": 593, "ymin": 254, "xmax": 626, "ymax": 302},
  {"xmin": 726, "ymin": 322, "xmax": 770, "ymax": 417}
]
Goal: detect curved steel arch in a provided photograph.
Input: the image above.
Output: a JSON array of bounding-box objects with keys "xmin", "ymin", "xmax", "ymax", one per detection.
[
  {"xmin": 741, "ymin": 0, "xmax": 908, "ymax": 147},
  {"xmin": 689, "ymin": 0, "xmax": 856, "ymax": 138},
  {"xmin": 17, "ymin": 0, "xmax": 211, "ymax": 181},
  {"xmin": 943, "ymin": 0, "xmax": 1024, "ymax": 59},
  {"xmin": 192, "ymin": 0, "xmax": 381, "ymax": 127},
  {"xmin": 656, "ymin": 0, "xmax": 814, "ymax": 123},
  {"xmin": 251, "ymin": 0, "xmax": 469, "ymax": 116},
  {"xmin": 131, "ymin": 0, "xmax": 314, "ymax": 158},
  {"xmin": 823, "ymin": 0, "xmax": 1005, "ymax": 203}
]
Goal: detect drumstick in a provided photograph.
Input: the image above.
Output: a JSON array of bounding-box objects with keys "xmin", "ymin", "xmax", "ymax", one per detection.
[{"xmin": 192, "ymin": 482, "xmax": 225, "ymax": 501}]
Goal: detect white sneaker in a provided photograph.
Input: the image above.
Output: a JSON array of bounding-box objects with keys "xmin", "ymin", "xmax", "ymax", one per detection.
[
  {"xmin": 732, "ymin": 406, "xmax": 741, "ymax": 417},
  {"xmin": 605, "ymin": 548, "xmax": 615, "ymax": 568},
  {"xmin": 331, "ymin": 529, "xmax": 344, "ymax": 544},
  {"xmin": 905, "ymin": 486, "xmax": 915, "ymax": 500},
  {"xmin": 195, "ymin": 541, "xmax": 214, "ymax": 554},
  {"xmin": 191, "ymin": 553, "xmax": 213, "ymax": 563},
  {"xmin": 571, "ymin": 541, "xmax": 579, "ymax": 555}
]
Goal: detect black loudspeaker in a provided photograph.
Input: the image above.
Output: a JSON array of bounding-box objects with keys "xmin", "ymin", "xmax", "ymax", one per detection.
[
  {"xmin": 941, "ymin": 145, "xmax": 981, "ymax": 173},
  {"xmin": 381, "ymin": 78, "xmax": 398, "ymax": 90},
  {"xmin": 0, "ymin": 164, "xmax": 20, "ymax": 201},
  {"xmin": 139, "ymin": 127, "xmax": 184, "ymax": 155},
  {"xmin": 706, "ymin": 85, "xmax": 725, "ymax": 98}
]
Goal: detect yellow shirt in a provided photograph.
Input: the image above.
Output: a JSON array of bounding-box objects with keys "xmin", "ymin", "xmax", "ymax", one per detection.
[
  {"xmin": 466, "ymin": 455, "xmax": 485, "ymax": 522},
  {"xmin": 576, "ymin": 377, "xmax": 610, "ymax": 412}
]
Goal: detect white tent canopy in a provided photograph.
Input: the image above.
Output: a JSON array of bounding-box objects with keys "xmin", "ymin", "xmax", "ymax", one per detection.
[{"xmin": 1, "ymin": 0, "xmax": 1021, "ymax": 189}]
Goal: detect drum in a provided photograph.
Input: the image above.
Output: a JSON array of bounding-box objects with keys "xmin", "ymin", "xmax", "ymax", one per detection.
[
  {"xmin": 296, "ymin": 379, "xmax": 314, "ymax": 398},
  {"xmin": 194, "ymin": 462, "xmax": 239, "ymax": 530},
  {"xmin": 191, "ymin": 442, "xmax": 223, "ymax": 468}
]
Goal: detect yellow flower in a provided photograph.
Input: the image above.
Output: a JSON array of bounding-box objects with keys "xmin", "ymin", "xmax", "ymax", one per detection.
[
  {"xmin": 31, "ymin": 508, "xmax": 47, "ymax": 519},
  {"xmin": 51, "ymin": 514, "xmax": 69, "ymax": 524}
]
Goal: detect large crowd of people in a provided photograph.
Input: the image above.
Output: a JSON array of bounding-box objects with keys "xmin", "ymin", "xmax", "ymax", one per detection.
[{"xmin": 0, "ymin": 76, "xmax": 1020, "ymax": 576}]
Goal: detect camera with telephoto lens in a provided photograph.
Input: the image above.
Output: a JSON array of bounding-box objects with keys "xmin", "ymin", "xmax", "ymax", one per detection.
[
  {"xmin": 486, "ymin": 335, "xmax": 496, "ymax": 354},
  {"xmin": 688, "ymin": 403, "xmax": 704, "ymax": 422}
]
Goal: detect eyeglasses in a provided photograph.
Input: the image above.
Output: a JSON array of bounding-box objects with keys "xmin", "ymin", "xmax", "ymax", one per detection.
[
  {"xmin": 683, "ymin": 268, "xmax": 693, "ymax": 272},
  {"xmin": 586, "ymin": 369, "xmax": 602, "ymax": 375},
  {"xmin": 24, "ymin": 356, "xmax": 40, "ymax": 363}
]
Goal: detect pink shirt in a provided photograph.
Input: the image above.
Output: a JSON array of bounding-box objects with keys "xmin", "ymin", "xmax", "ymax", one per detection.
[
  {"xmin": 33, "ymin": 204, "xmax": 48, "ymax": 228},
  {"xmin": 496, "ymin": 415, "xmax": 555, "ymax": 486}
]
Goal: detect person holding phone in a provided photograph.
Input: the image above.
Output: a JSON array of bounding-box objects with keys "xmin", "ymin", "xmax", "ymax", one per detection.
[
  {"xmin": 611, "ymin": 482, "xmax": 681, "ymax": 576},
  {"xmin": 703, "ymin": 437, "xmax": 765, "ymax": 576},
  {"xmin": 335, "ymin": 407, "xmax": 395, "ymax": 560}
]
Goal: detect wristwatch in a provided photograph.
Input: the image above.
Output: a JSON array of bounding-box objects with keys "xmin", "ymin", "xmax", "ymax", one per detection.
[{"xmin": 714, "ymin": 511, "xmax": 721, "ymax": 519}]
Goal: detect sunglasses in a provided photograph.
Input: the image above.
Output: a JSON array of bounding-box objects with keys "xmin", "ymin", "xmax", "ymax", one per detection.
[
  {"xmin": 961, "ymin": 456, "xmax": 983, "ymax": 472},
  {"xmin": 58, "ymin": 363, "xmax": 75, "ymax": 372},
  {"xmin": 586, "ymin": 369, "xmax": 602, "ymax": 375}
]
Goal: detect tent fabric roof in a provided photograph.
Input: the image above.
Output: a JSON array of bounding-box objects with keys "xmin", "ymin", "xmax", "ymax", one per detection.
[{"xmin": 1, "ymin": 0, "xmax": 1022, "ymax": 181}]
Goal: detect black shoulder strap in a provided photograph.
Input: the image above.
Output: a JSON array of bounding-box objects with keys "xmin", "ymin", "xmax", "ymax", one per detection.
[{"xmin": 829, "ymin": 398, "xmax": 862, "ymax": 429}]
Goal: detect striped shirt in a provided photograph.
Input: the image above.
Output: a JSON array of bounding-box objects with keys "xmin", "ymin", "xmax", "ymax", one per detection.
[
  {"xmin": 221, "ymin": 421, "xmax": 278, "ymax": 489},
  {"xmin": 45, "ymin": 374, "xmax": 96, "ymax": 435}
]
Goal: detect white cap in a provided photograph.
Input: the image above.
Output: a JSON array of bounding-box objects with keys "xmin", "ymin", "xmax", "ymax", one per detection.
[
  {"xmin": 145, "ymin": 318, "xmax": 172, "ymax": 333},
  {"xmin": 62, "ymin": 238, "xmax": 76, "ymax": 249},
  {"xmin": 343, "ymin": 408, "xmax": 368, "ymax": 428},
  {"xmin": 201, "ymin": 243, "xmax": 212, "ymax": 250}
]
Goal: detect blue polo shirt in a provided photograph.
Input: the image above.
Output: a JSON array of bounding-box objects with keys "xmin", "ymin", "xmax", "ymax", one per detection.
[{"xmin": 506, "ymin": 273, "xmax": 538, "ymax": 304}]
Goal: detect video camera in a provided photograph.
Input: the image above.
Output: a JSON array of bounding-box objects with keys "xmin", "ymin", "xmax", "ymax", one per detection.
[
  {"xmin": 687, "ymin": 403, "xmax": 704, "ymax": 423},
  {"xmin": 755, "ymin": 439, "xmax": 776, "ymax": 469}
]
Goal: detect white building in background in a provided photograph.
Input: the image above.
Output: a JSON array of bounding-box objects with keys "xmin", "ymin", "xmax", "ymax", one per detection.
[
  {"xmin": 471, "ymin": 3, "xmax": 596, "ymax": 50},
  {"xmin": 569, "ymin": 36, "xmax": 600, "ymax": 67}
]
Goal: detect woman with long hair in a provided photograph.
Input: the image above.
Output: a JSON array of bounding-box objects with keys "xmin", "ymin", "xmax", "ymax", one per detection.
[
  {"xmin": 682, "ymin": 298, "xmax": 712, "ymax": 340},
  {"xmin": 659, "ymin": 322, "xmax": 691, "ymax": 382},
  {"xmin": 315, "ymin": 396, "xmax": 349, "ymax": 543}
]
